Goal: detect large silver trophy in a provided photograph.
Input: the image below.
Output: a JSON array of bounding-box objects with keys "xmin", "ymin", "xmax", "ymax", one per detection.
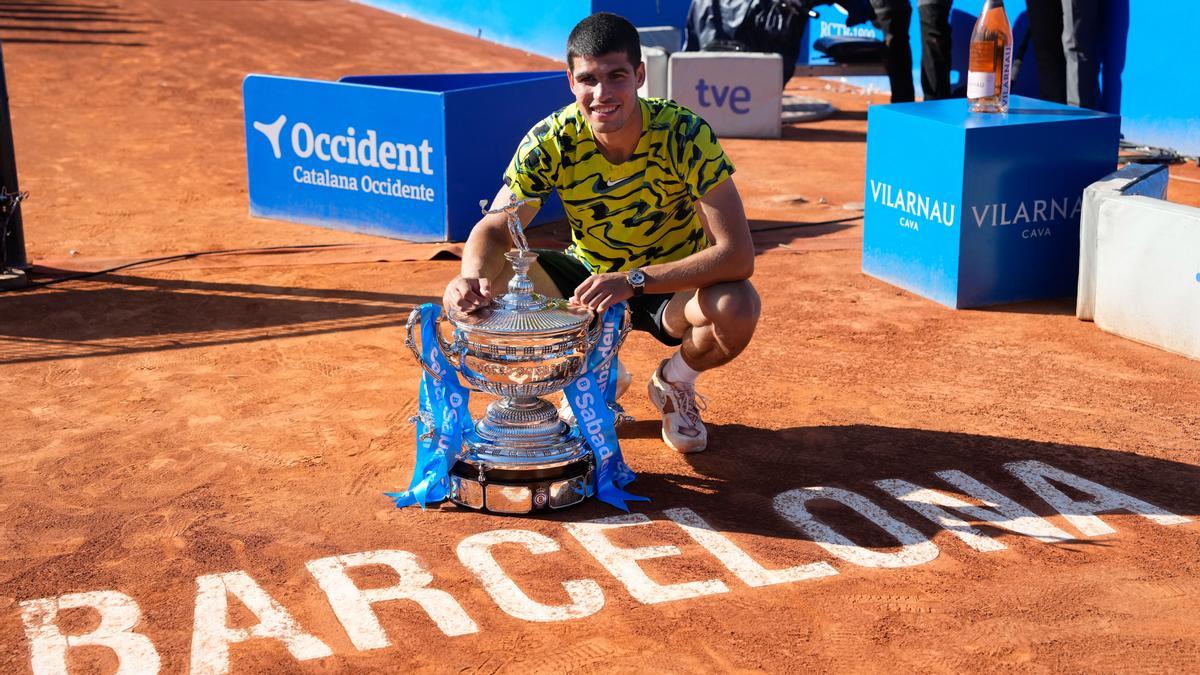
[{"xmin": 405, "ymin": 196, "xmax": 629, "ymax": 514}]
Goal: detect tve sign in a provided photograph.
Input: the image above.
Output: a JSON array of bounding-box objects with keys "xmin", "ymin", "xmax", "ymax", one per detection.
[
  {"xmin": 694, "ymin": 79, "xmax": 752, "ymax": 114},
  {"xmin": 669, "ymin": 52, "xmax": 782, "ymax": 138}
]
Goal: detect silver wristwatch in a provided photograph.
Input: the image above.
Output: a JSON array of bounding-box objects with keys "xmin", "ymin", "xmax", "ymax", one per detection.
[{"xmin": 626, "ymin": 268, "xmax": 646, "ymax": 297}]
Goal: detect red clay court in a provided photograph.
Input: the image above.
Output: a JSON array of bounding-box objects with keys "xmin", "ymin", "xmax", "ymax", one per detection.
[{"xmin": 1, "ymin": 1, "xmax": 1199, "ymax": 673}]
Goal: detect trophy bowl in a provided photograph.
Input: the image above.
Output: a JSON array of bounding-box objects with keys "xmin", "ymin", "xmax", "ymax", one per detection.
[
  {"xmin": 405, "ymin": 248, "xmax": 628, "ymax": 514},
  {"xmin": 448, "ymin": 296, "xmax": 592, "ymax": 400}
]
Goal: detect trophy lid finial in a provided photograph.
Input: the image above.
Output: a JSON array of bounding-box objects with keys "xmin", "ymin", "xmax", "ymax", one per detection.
[{"xmin": 481, "ymin": 194, "xmax": 539, "ymax": 253}]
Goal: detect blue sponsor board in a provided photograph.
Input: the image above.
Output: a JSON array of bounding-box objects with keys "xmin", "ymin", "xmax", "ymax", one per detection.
[
  {"xmin": 863, "ymin": 95, "xmax": 1119, "ymax": 309},
  {"xmin": 799, "ymin": 4, "xmax": 884, "ymax": 66},
  {"xmin": 243, "ymin": 72, "xmax": 571, "ymax": 242}
]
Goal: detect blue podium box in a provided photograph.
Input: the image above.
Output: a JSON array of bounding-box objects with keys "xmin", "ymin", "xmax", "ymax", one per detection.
[
  {"xmin": 243, "ymin": 72, "xmax": 572, "ymax": 242},
  {"xmin": 863, "ymin": 96, "xmax": 1120, "ymax": 308}
]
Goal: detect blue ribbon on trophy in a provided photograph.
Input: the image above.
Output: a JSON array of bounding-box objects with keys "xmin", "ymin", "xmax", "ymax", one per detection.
[
  {"xmin": 565, "ymin": 302, "xmax": 647, "ymax": 511},
  {"xmin": 386, "ymin": 303, "xmax": 472, "ymax": 509}
]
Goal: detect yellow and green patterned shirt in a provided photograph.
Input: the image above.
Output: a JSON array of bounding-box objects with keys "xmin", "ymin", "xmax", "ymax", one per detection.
[{"xmin": 503, "ymin": 97, "xmax": 735, "ymax": 274}]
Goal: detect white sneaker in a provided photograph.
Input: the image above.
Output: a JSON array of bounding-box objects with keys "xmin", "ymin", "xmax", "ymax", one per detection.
[
  {"xmin": 647, "ymin": 359, "xmax": 708, "ymax": 453},
  {"xmin": 560, "ymin": 359, "xmax": 632, "ymax": 425}
]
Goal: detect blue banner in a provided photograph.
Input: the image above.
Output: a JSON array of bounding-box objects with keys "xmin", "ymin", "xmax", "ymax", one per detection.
[
  {"xmin": 387, "ymin": 304, "xmax": 471, "ymax": 508},
  {"xmin": 566, "ymin": 304, "xmax": 646, "ymax": 510},
  {"xmin": 243, "ymin": 72, "xmax": 570, "ymax": 242}
]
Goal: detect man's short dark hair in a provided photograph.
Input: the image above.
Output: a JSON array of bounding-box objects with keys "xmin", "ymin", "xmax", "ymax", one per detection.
[{"xmin": 566, "ymin": 12, "xmax": 641, "ymax": 70}]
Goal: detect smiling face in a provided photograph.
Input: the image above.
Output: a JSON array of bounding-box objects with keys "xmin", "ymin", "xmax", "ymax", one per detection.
[{"xmin": 568, "ymin": 52, "xmax": 645, "ymax": 136}]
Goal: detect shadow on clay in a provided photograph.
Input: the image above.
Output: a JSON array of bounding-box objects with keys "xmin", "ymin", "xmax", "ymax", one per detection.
[{"xmin": 0, "ymin": 273, "xmax": 436, "ymax": 364}]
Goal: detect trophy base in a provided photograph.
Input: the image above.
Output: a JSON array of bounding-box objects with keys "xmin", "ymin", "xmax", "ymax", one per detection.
[{"xmin": 447, "ymin": 455, "xmax": 593, "ymax": 514}]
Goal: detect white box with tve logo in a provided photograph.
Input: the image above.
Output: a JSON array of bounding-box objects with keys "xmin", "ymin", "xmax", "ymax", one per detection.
[{"xmin": 668, "ymin": 52, "xmax": 782, "ymax": 139}]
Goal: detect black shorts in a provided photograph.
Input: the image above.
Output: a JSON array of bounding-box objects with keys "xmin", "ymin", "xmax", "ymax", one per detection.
[{"xmin": 534, "ymin": 249, "xmax": 683, "ymax": 347}]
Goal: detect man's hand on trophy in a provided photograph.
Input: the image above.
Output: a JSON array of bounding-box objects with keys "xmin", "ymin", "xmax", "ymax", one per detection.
[
  {"xmin": 444, "ymin": 276, "xmax": 493, "ymax": 313},
  {"xmin": 572, "ymin": 273, "xmax": 633, "ymax": 314}
]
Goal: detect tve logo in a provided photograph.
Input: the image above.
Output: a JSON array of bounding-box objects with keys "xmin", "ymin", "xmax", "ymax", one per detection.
[{"xmin": 694, "ymin": 78, "xmax": 751, "ymax": 115}]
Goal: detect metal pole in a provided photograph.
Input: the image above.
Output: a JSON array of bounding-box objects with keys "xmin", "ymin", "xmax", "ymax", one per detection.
[{"xmin": 0, "ymin": 39, "xmax": 27, "ymax": 274}]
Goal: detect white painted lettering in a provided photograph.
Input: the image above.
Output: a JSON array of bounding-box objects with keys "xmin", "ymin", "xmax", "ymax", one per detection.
[
  {"xmin": 876, "ymin": 471, "xmax": 1072, "ymax": 552},
  {"xmin": 564, "ymin": 514, "xmax": 729, "ymax": 604},
  {"xmin": 1006, "ymin": 460, "xmax": 1191, "ymax": 537},
  {"xmin": 773, "ymin": 487, "xmax": 939, "ymax": 568},
  {"xmin": 457, "ymin": 530, "xmax": 603, "ymax": 622},
  {"xmin": 190, "ymin": 571, "xmax": 331, "ymax": 675},
  {"xmin": 306, "ymin": 550, "xmax": 476, "ymax": 649},
  {"xmin": 664, "ymin": 508, "xmax": 837, "ymax": 587},
  {"xmin": 20, "ymin": 591, "xmax": 160, "ymax": 675}
]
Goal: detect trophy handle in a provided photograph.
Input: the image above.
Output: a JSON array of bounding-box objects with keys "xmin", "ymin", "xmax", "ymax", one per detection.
[
  {"xmin": 404, "ymin": 307, "xmax": 440, "ymax": 381},
  {"xmin": 582, "ymin": 305, "xmax": 633, "ymax": 375},
  {"xmin": 453, "ymin": 346, "xmax": 488, "ymax": 394},
  {"xmin": 405, "ymin": 306, "xmax": 463, "ymax": 383},
  {"xmin": 406, "ymin": 305, "xmax": 488, "ymax": 392}
]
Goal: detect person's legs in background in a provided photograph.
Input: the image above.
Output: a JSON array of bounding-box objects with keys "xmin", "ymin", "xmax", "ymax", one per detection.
[
  {"xmin": 1062, "ymin": 0, "xmax": 1100, "ymax": 109},
  {"xmin": 917, "ymin": 0, "xmax": 953, "ymax": 99},
  {"xmin": 1027, "ymin": 0, "xmax": 1067, "ymax": 103},
  {"xmin": 869, "ymin": 0, "xmax": 916, "ymax": 103}
]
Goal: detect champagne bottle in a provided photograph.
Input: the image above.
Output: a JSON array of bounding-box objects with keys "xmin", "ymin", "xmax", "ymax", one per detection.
[{"xmin": 966, "ymin": 0, "xmax": 1013, "ymax": 113}]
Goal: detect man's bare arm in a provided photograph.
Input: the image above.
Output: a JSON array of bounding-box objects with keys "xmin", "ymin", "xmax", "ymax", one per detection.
[
  {"xmin": 572, "ymin": 177, "xmax": 753, "ymax": 312},
  {"xmin": 445, "ymin": 184, "xmax": 542, "ymax": 311}
]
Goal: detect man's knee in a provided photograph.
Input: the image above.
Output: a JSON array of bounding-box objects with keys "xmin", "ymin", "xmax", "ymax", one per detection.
[{"xmin": 696, "ymin": 281, "xmax": 761, "ymax": 331}]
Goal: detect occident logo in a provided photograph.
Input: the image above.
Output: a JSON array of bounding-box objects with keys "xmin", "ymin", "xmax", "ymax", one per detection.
[{"xmin": 252, "ymin": 113, "xmax": 435, "ymax": 176}]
